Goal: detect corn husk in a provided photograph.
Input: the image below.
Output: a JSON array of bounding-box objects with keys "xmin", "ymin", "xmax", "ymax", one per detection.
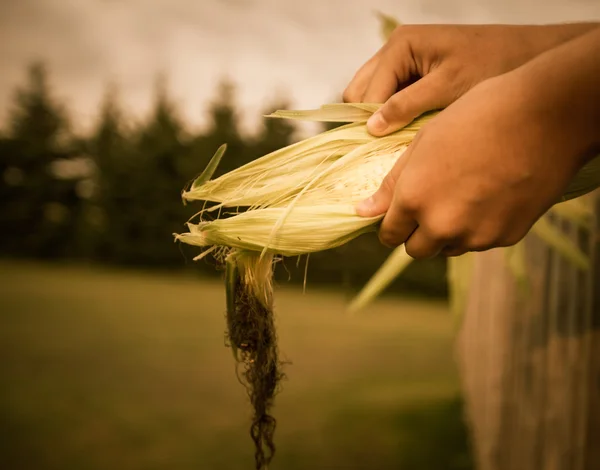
[
  {"xmin": 176, "ymin": 102, "xmax": 599, "ymax": 314},
  {"xmin": 177, "ymin": 110, "xmax": 426, "ymax": 262}
]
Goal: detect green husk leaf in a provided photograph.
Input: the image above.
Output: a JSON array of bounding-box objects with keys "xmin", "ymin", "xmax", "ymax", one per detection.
[
  {"xmin": 530, "ymin": 216, "xmax": 590, "ymax": 270},
  {"xmin": 347, "ymin": 245, "xmax": 413, "ymax": 314},
  {"xmin": 191, "ymin": 144, "xmax": 227, "ymax": 189},
  {"xmin": 562, "ymin": 155, "xmax": 600, "ymax": 201},
  {"xmin": 447, "ymin": 253, "xmax": 475, "ymax": 326},
  {"xmin": 504, "ymin": 242, "xmax": 530, "ymax": 297},
  {"xmin": 547, "ymin": 197, "xmax": 594, "ymax": 229},
  {"xmin": 375, "ymin": 11, "xmax": 401, "ymax": 41},
  {"xmin": 266, "ymin": 103, "xmax": 380, "ymax": 123},
  {"xmin": 332, "ymin": 102, "xmax": 382, "ymax": 114}
]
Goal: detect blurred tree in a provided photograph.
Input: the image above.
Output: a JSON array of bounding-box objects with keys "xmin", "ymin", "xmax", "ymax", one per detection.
[
  {"xmin": 200, "ymin": 79, "xmax": 248, "ymax": 177},
  {"xmin": 124, "ymin": 76, "xmax": 193, "ymax": 266},
  {"xmin": 0, "ymin": 62, "xmax": 84, "ymax": 258},
  {"xmin": 84, "ymin": 85, "xmax": 137, "ymax": 262}
]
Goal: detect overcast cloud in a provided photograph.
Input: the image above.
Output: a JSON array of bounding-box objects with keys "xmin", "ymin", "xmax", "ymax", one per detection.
[{"xmin": 1, "ymin": 0, "xmax": 599, "ymax": 134}]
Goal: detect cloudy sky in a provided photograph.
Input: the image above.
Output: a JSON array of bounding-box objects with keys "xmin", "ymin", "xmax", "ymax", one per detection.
[{"xmin": 1, "ymin": 0, "xmax": 599, "ymax": 135}]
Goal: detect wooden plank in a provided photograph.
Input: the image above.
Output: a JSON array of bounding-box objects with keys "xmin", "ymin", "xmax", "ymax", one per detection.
[
  {"xmin": 584, "ymin": 196, "xmax": 600, "ymax": 470},
  {"xmin": 456, "ymin": 192, "xmax": 599, "ymax": 470}
]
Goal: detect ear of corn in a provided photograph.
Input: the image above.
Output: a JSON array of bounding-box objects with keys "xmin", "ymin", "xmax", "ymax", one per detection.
[
  {"xmin": 176, "ymin": 99, "xmax": 599, "ymax": 313},
  {"xmin": 177, "ymin": 107, "xmax": 429, "ymax": 264}
]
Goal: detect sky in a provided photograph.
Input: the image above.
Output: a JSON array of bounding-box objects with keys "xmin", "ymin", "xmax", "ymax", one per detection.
[{"xmin": 1, "ymin": 0, "xmax": 599, "ymax": 136}]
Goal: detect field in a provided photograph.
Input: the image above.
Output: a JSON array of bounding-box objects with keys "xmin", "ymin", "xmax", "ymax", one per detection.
[{"xmin": 0, "ymin": 261, "xmax": 472, "ymax": 470}]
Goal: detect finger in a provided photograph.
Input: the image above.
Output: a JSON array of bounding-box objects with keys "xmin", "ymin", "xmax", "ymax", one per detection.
[
  {"xmin": 376, "ymin": 158, "xmax": 420, "ymax": 248},
  {"xmin": 355, "ymin": 145, "xmax": 413, "ymax": 217},
  {"xmin": 404, "ymin": 227, "xmax": 445, "ymax": 259},
  {"xmin": 366, "ymin": 71, "xmax": 454, "ymax": 136},
  {"xmin": 342, "ymin": 52, "xmax": 383, "ymax": 103},
  {"xmin": 378, "ymin": 198, "xmax": 418, "ymax": 248},
  {"xmin": 362, "ymin": 38, "xmax": 417, "ymax": 104},
  {"xmin": 440, "ymin": 246, "xmax": 468, "ymax": 257}
]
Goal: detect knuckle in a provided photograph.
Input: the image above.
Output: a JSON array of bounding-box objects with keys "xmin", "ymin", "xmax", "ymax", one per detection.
[
  {"xmin": 404, "ymin": 244, "xmax": 419, "ymax": 258},
  {"xmin": 405, "ymin": 241, "xmax": 434, "ymax": 260},
  {"xmin": 429, "ymin": 224, "xmax": 462, "ymax": 243},
  {"xmin": 443, "ymin": 247, "xmax": 468, "ymax": 258},
  {"xmin": 390, "ymin": 24, "xmax": 414, "ymax": 40},
  {"xmin": 381, "ymin": 93, "xmax": 413, "ymax": 121},
  {"xmin": 440, "ymin": 63, "xmax": 472, "ymax": 98},
  {"xmin": 498, "ymin": 231, "xmax": 525, "ymax": 248},
  {"xmin": 381, "ymin": 91, "xmax": 424, "ymax": 128},
  {"xmin": 394, "ymin": 184, "xmax": 421, "ymax": 213},
  {"xmin": 465, "ymin": 235, "xmax": 496, "ymax": 252},
  {"xmin": 467, "ymin": 226, "xmax": 527, "ymax": 252},
  {"xmin": 378, "ymin": 229, "xmax": 401, "ymax": 248},
  {"xmin": 343, "ymin": 87, "xmax": 359, "ymax": 103},
  {"xmin": 423, "ymin": 209, "xmax": 465, "ymax": 242}
]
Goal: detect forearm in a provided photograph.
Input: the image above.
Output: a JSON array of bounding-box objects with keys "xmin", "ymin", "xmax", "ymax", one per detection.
[
  {"xmin": 506, "ymin": 22, "xmax": 600, "ymax": 69},
  {"xmin": 523, "ymin": 22, "xmax": 600, "ymax": 49},
  {"xmin": 512, "ymin": 26, "xmax": 600, "ymax": 167}
]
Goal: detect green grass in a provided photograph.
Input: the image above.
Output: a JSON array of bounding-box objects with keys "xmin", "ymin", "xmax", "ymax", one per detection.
[{"xmin": 0, "ymin": 260, "xmax": 472, "ymax": 470}]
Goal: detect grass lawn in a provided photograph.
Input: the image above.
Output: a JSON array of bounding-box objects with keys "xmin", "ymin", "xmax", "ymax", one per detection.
[{"xmin": 0, "ymin": 260, "xmax": 472, "ymax": 470}]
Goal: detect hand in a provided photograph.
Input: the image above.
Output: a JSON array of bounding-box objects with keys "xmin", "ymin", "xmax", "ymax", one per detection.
[
  {"xmin": 355, "ymin": 72, "xmax": 589, "ymax": 259},
  {"xmin": 343, "ymin": 23, "xmax": 598, "ymax": 136}
]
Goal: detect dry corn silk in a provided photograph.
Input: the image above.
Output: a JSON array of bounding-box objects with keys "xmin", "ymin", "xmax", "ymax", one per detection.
[{"xmin": 174, "ymin": 103, "xmax": 600, "ymax": 469}]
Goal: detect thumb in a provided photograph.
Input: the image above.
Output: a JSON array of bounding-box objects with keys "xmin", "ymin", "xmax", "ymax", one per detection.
[
  {"xmin": 367, "ymin": 71, "xmax": 452, "ymax": 136},
  {"xmin": 356, "ymin": 147, "xmax": 411, "ymax": 217}
]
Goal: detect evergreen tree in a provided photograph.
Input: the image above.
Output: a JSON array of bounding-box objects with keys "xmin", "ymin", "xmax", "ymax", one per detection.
[
  {"xmin": 127, "ymin": 77, "xmax": 192, "ymax": 266},
  {"xmin": 84, "ymin": 86, "xmax": 136, "ymax": 262},
  {"xmin": 0, "ymin": 63, "xmax": 83, "ymax": 258},
  {"xmin": 201, "ymin": 80, "xmax": 247, "ymax": 176}
]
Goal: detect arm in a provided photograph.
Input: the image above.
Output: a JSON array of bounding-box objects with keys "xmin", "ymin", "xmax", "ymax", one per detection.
[
  {"xmin": 343, "ymin": 22, "xmax": 600, "ymax": 136},
  {"xmin": 356, "ymin": 27, "xmax": 600, "ymax": 259},
  {"xmin": 512, "ymin": 26, "xmax": 600, "ymax": 164}
]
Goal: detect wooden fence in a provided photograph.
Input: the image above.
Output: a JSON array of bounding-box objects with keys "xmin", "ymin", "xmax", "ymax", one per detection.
[{"xmin": 457, "ymin": 193, "xmax": 600, "ymax": 470}]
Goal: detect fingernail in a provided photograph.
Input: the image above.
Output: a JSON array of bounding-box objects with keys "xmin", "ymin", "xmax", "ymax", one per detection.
[
  {"xmin": 356, "ymin": 196, "xmax": 375, "ymax": 216},
  {"xmin": 367, "ymin": 112, "xmax": 388, "ymax": 134}
]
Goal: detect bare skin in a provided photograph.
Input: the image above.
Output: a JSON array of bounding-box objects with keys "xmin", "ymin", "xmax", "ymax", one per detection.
[
  {"xmin": 344, "ymin": 23, "xmax": 599, "ymax": 134},
  {"xmin": 344, "ymin": 24, "xmax": 600, "ymax": 258}
]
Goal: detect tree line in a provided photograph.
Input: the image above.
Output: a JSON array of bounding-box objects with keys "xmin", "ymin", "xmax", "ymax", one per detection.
[{"xmin": 0, "ymin": 63, "xmax": 447, "ymax": 296}]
